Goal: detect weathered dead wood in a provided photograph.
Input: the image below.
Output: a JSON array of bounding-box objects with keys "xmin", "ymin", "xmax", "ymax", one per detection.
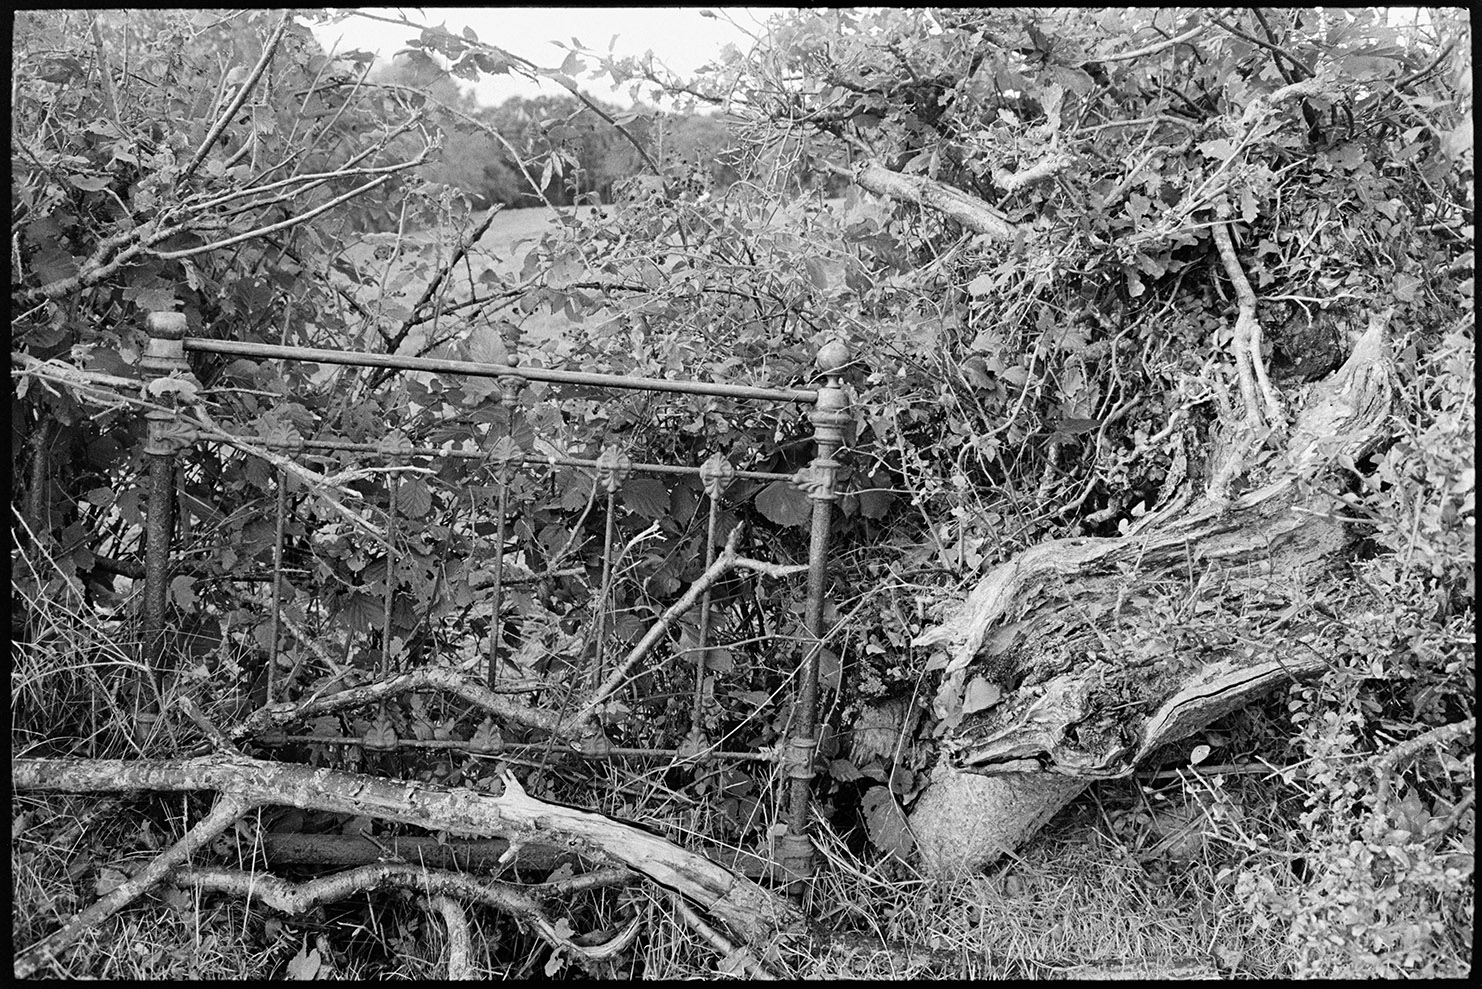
[
  {"xmin": 224, "ymin": 525, "xmax": 801, "ymax": 748},
  {"xmin": 822, "ymin": 159, "xmax": 1022, "ymax": 240},
  {"xmin": 173, "ymin": 864, "xmax": 638, "ymax": 965},
  {"xmin": 908, "ymin": 311, "xmax": 1397, "ymax": 873},
  {"xmin": 226, "ymin": 666, "xmax": 564, "ymax": 742},
  {"xmin": 11, "ymin": 755, "xmax": 805, "ymax": 951},
  {"xmin": 13, "ymin": 792, "xmax": 251, "ymax": 978},
  {"xmin": 261, "ymin": 832, "xmax": 581, "ymax": 873},
  {"xmin": 666, "ymin": 891, "xmax": 780, "ymax": 979},
  {"xmin": 260, "ymin": 830, "xmax": 785, "ymax": 882},
  {"xmin": 425, "ymin": 894, "xmax": 476, "ymax": 979}
]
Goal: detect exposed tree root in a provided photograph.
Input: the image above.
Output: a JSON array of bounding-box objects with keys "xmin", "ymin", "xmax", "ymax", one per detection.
[{"xmin": 908, "ymin": 311, "xmax": 1397, "ymax": 874}]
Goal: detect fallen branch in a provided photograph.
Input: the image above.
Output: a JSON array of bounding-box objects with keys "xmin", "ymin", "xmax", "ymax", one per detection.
[
  {"xmin": 228, "ymin": 664, "xmax": 564, "ymax": 742},
  {"xmin": 173, "ymin": 863, "xmax": 637, "ymax": 965},
  {"xmin": 12, "ymin": 756, "xmax": 804, "ymax": 951},
  {"xmin": 425, "ymin": 894, "xmax": 476, "ymax": 979},
  {"xmin": 573, "ymin": 523, "xmax": 807, "ymax": 726},
  {"xmin": 13, "ymin": 792, "xmax": 252, "ymax": 979},
  {"xmin": 992, "ymin": 153, "xmax": 1072, "ymax": 193},
  {"xmin": 260, "ymin": 831, "xmax": 590, "ymax": 873},
  {"xmin": 667, "ymin": 890, "xmax": 778, "ymax": 979},
  {"xmin": 820, "ymin": 159, "xmax": 1021, "ymax": 240}
]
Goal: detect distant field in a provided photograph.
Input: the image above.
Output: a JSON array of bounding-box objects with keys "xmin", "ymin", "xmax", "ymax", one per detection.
[
  {"xmin": 469, "ymin": 204, "xmax": 602, "ymax": 275},
  {"xmin": 338, "ymin": 199, "xmax": 849, "ymax": 347},
  {"xmin": 469, "ymin": 197, "xmax": 848, "ymax": 273}
]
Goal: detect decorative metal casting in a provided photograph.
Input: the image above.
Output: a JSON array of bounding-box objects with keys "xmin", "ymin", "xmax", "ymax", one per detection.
[{"xmin": 141, "ymin": 314, "xmax": 849, "ymax": 898}]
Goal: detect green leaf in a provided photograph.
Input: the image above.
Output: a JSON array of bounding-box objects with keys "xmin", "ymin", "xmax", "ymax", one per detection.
[
  {"xmin": 338, "ymin": 591, "xmax": 383, "ymax": 633},
  {"xmin": 862, "ymin": 786, "xmax": 915, "ymax": 860},
  {"xmin": 285, "ymin": 945, "xmax": 322, "ymax": 981},
  {"xmin": 398, "ymin": 478, "xmax": 432, "ymax": 518},
  {"xmin": 30, "ymin": 243, "xmax": 80, "ymax": 286},
  {"xmin": 1197, "ymin": 138, "xmax": 1235, "ymax": 161},
  {"xmin": 555, "ymin": 478, "xmax": 590, "ymax": 511},
  {"xmin": 1391, "ymin": 272, "xmax": 1421, "ymax": 303},
  {"xmin": 621, "ymin": 477, "xmax": 670, "ymax": 520},
  {"xmin": 169, "ymin": 575, "xmax": 198, "ymax": 611},
  {"xmin": 66, "ymin": 174, "xmax": 111, "ymax": 192},
  {"xmin": 133, "ymin": 286, "xmax": 178, "ymax": 312},
  {"xmin": 961, "ymin": 675, "xmax": 1002, "ymax": 715},
  {"xmin": 755, "ymin": 479, "xmax": 811, "ymax": 528},
  {"xmin": 856, "ymin": 477, "xmax": 894, "ymax": 519}
]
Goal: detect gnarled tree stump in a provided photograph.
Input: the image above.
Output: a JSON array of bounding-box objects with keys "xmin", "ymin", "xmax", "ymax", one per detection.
[{"xmin": 909, "ymin": 313, "xmax": 1395, "ymax": 874}]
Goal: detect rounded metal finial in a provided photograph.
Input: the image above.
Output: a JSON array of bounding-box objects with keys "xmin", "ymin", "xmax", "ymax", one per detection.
[
  {"xmin": 141, "ymin": 311, "xmax": 191, "ymax": 378},
  {"xmin": 816, "ymin": 339, "xmax": 850, "ymax": 374},
  {"xmin": 147, "ymin": 311, "xmax": 187, "ymax": 338}
]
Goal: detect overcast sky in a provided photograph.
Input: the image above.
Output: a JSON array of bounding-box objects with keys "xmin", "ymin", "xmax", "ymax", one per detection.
[{"xmin": 306, "ymin": 7, "xmax": 770, "ymax": 107}]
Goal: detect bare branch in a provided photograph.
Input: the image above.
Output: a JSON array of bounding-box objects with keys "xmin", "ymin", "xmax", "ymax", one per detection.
[
  {"xmin": 14, "ymin": 792, "xmax": 252, "ymax": 978},
  {"xmin": 180, "ymin": 11, "xmax": 294, "ymax": 184},
  {"xmin": 149, "ymin": 168, "xmax": 415, "ymax": 260},
  {"xmin": 1073, "ymin": 114, "xmax": 1198, "ymax": 136},
  {"xmin": 228, "ymin": 665, "xmax": 563, "ymax": 741},
  {"xmin": 822, "ymin": 159, "xmax": 1022, "ymax": 241},
  {"xmin": 1210, "ymin": 11, "xmax": 1313, "ymax": 80},
  {"xmin": 425, "ymin": 895, "xmax": 475, "ymax": 979},
  {"xmin": 992, "ymin": 153, "xmax": 1072, "ymax": 193},
  {"xmin": 574, "ymin": 524, "xmax": 807, "ymax": 724},
  {"xmin": 544, "ymin": 72, "xmax": 662, "ymax": 175},
  {"xmin": 375, "ymin": 203, "xmax": 505, "ymax": 362},
  {"xmin": 12, "ymin": 757, "xmax": 806, "ymax": 945},
  {"xmin": 1210, "ymin": 218, "xmax": 1284, "ymax": 430},
  {"xmin": 1092, "ymin": 22, "xmax": 1206, "ymax": 64}
]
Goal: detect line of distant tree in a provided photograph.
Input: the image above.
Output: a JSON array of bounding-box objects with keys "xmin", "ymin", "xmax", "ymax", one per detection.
[{"xmin": 373, "ymin": 52, "xmax": 848, "ymax": 209}]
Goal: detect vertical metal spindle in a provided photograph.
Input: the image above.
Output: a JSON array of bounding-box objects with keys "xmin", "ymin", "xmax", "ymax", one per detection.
[
  {"xmin": 487, "ymin": 480, "xmax": 509, "ymax": 687},
  {"xmin": 138, "ymin": 311, "xmax": 199, "ymax": 741},
  {"xmin": 266, "ymin": 468, "xmax": 287, "ymax": 701},
  {"xmin": 589, "ymin": 446, "xmax": 630, "ymax": 689},
  {"xmin": 486, "ymin": 371, "xmax": 523, "ymax": 689},
  {"xmin": 593, "ymin": 490, "xmax": 618, "ymax": 686},
  {"xmin": 381, "ymin": 475, "xmax": 399, "ymax": 677},
  {"xmin": 689, "ymin": 453, "xmax": 735, "ymax": 746},
  {"xmin": 781, "ymin": 340, "xmax": 851, "ymax": 901},
  {"xmin": 267, "ymin": 299, "xmax": 293, "ymax": 702}
]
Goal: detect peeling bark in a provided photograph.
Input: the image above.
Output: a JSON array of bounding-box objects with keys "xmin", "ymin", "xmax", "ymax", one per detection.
[
  {"xmin": 11, "ymin": 755, "xmax": 804, "ymax": 946},
  {"xmin": 826, "ymin": 159, "xmax": 1022, "ymax": 240},
  {"xmin": 908, "ymin": 312, "xmax": 1396, "ymax": 874}
]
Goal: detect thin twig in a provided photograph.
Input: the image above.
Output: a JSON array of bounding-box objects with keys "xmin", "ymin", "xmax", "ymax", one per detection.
[
  {"xmin": 150, "ymin": 166, "xmax": 421, "ymax": 260},
  {"xmin": 1210, "ymin": 11, "xmax": 1313, "ymax": 80},
  {"xmin": 573, "ymin": 524, "xmax": 806, "ymax": 725},
  {"xmin": 1091, "ymin": 22, "xmax": 1206, "ymax": 64},
  {"xmin": 180, "ymin": 11, "xmax": 293, "ymax": 184},
  {"xmin": 666, "ymin": 890, "xmax": 778, "ymax": 979},
  {"xmin": 178, "ymin": 696, "xmax": 243, "ymax": 755},
  {"xmin": 1395, "ymin": 41, "xmax": 1455, "ymax": 90},
  {"xmin": 14, "ymin": 793, "xmax": 252, "ymax": 978},
  {"xmin": 544, "ymin": 72, "xmax": 662, "ymax": 175}
]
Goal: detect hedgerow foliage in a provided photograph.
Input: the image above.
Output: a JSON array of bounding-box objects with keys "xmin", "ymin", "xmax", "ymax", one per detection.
[{"xmin": 11, "ymin": 6, "xmax": 1473, "ymax": 977}]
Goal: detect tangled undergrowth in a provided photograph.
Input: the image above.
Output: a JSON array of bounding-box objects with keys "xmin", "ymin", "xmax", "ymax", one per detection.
[{"xmin": 12, "ymin": 6, "xmax": 1473, "ymax": 979}]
